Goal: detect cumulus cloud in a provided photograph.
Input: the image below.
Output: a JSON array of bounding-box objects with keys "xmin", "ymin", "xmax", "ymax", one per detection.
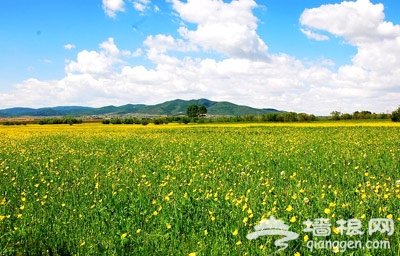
[
  {"xmin": 171, "ymin": 0, "xmax": 268, "ymax": 60},
  {"xmin": 102, "ymin": 0, "xmax": 125, "ymax": 18},
  {"xmin": 64, "ymin": 44, "xmax": 76, "ymax": 50},
  {"xmin": 65, "ymin": 38, "xmax": 122, "ymax": 75},
  {"xmin": 300, "ymin": 0, "xmax": 400, "ymax": 44},
  {"xmin": 300, "ymin": 0, "xmax": 400, "ymax": 88}
]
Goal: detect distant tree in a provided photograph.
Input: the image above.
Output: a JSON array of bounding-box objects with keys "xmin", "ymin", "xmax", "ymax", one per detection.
[
  {"xmin": 243, "ymin": 114, "xmax": 255, "ymax": 122},
  {"xmin": 263, "ymin": 113, "xmax": 278, "ymax": 122},
  {"xmin": 123, "ymin": 118, "xmax": 134, "ymax": 124},
  {"xmin": 361, "ymin": 111, "xmax": 372, "ymax": 119},
  {"xmin": 391, "ymin": 106, "xmax": 400, "ymax": 122},
  {"xmin": 341, "ymin": 113, "xmax": 353, "ymax": 120},
  {"xmin": 330, "ymin": 111, "xmax": 341, "ymax": 120},
  {"xmin": 37, "ymin": 117, "xmax": 82, "ymax": 125},
  {"xmin": 196, "ymin": 118, "xmax": 205, "ymax": 123},
  {"xmin": 233, "ymin": 116, "xmax": 243, "ymax": 122},
  {"xmin": 198, "ymin": 105, "xmax": 207, "ymax": 116},
  {"xmin": 110, "ymin": 118, "xmax": 122, "ymax": 124},
  {"xmin": 181, "ymin": 117, "xmax": 190, "ymax": 124},
  {"xmin": 352, "ymin": 111, "xmax": 360, "ymax": 119},
  {"xmin": 283, "ymin": 112, "xmax": 298, "ymax": 122},
  {"xmin": 376, "ymin": 113, "xmax": 390, "ymax": 119},
  {"xmin": 298, "ymin": 113, "xmax": 310, "ymax": 122},
  {"xmin": 276, "ymin": 114, "xmax": 285, "ymax": 122},
  {"xmin": 102, "ymin": 119, "xmax": 110, "ymax": 124},
  {"xmin": 309, "ymin": 114, "xmax": 317, "ymax": 121},
  {"xmin": 354, "ymin": 110, "xmax": 372, "ymax": 119},
  {"xmin": 153, "ymin": 118, "xmax": 164, "ymax": 125},
  {"xmin": 186, "ymin": 104, "xmax": 199, "ymax": 117}
]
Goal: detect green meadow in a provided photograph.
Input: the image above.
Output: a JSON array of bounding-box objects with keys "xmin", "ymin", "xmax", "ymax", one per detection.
[{"xmin": 0, "ymin": 122, "xmax": 399, "ymax": 255}]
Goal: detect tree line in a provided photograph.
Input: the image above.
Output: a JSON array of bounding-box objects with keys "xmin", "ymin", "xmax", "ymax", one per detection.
[
  {"xmin": 2, "ymin": 117, "xmax": 83, "ymax": 125},
  {"xmin": 99, "ymin": 106, "xmax": 400, "ymax": 125},
  {"xmin": 38, "ymin": 118, "xmax": 83, "ymax": 125},
  {"xmin": 102, "ymin": 117, "xmax": 184, "ymax": 125},
  {"xmin": 329, "ymin": 110, "xmax": 392, "ymax": 121}
]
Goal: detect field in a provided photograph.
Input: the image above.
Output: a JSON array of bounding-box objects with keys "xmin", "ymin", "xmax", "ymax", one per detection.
[{"xmin": 0, "ymin": 122, "xmax": 399, "ymax": 255}]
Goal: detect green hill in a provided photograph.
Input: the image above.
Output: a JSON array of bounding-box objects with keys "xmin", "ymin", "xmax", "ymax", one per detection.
[
  {"xmin": 0, "ymin": 99, "xmax": 281, "ymax": 117},
  {"xmin": 122, "ymin": 99, "xmax": 281, "ymax": 116}
]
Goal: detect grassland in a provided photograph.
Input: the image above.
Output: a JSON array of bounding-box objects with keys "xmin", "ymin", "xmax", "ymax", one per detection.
[{"xmin": 0, "ymin": 122, "xmax": 399, "ymax": 255}]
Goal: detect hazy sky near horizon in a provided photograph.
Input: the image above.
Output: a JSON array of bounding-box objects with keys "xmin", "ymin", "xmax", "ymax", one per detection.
[{"xmin": 1, "ymin": 0, "xmax": 400, "ymax": 115}]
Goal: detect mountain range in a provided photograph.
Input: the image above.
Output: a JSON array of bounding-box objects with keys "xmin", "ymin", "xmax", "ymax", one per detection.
[{"xmin": 0, "ymin": 99, "xmax": 281, "ymax": 117}]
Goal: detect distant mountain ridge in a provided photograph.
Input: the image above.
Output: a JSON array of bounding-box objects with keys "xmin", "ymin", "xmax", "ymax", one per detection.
[{"xmin": 0, "ymin": 99, "xmax": 282, "ymax": 117}]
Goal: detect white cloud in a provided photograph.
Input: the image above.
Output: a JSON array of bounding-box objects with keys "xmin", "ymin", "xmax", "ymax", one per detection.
[
  {"xmin": 300, "ymin": 0, "xmax": 400, "ymax": 45},
  {"xmin": 130, "ymin": 48, "xmax": 143, "ymax": 57},
  {"xmin": 300, "ymin": 28, "xmax": 329, "ymax": 41},
  {"xmin": 133, "ymin": 0, "xmax": 159, "ymax": 14},
  {"xmin": 102, "ymin": 0, "xmax": 125, "ymax": 18},
  {"xmin": 171, "ymin": 0, "xmax": 268, "ymax": 60},
  {"xmin": 65, "ymin": 38, "xmax": 131, "ymax": 76},
  {"xmin": 65, "ymin": 50, "xmax": 113, "ymax": 75},
  {"xmin": 64, "ymin": 44, "xmax": 76, "ymax": 50},
  {"xmin": 100, "ymin": 37, "xmax": 120, "ymax": 55},
  {"xmin": 297, "ymin": 0, "xmax": 400, "ymax": 112},
  {"xmin": 133, "ymin": 0, "xmax": 149, "ymax": 12},
  {"xmin": 143, "ymin": 34, "xmax": 197, "ymax": 53}
]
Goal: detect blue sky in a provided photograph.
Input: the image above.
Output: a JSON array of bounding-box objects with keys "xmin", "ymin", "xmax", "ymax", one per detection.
[{"xmin": 1, "ymin": 0, "xmax": 400, "ymax": 114}]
